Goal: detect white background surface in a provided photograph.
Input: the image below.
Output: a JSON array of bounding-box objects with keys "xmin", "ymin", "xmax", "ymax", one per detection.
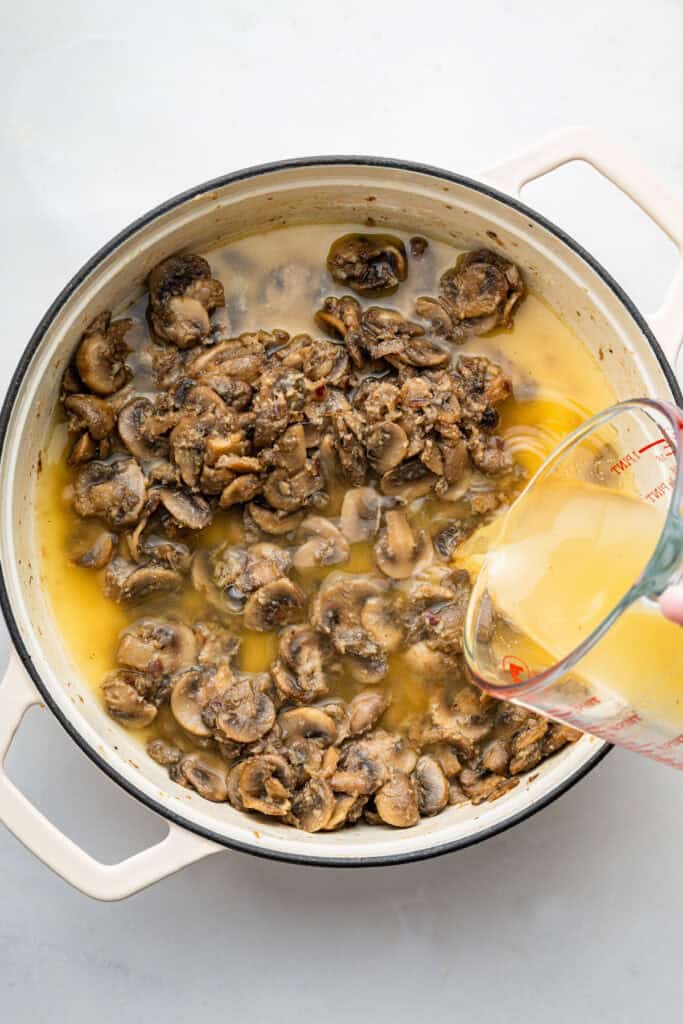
[{"xmin": 3, "ymin": 2, "xmax": 683, "ymax": 1020}]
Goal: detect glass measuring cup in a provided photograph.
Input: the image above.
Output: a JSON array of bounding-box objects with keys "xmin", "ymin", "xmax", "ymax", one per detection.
[{"xmin": 463, "ymin": 398, "xmax": 683, "ymax": 768}]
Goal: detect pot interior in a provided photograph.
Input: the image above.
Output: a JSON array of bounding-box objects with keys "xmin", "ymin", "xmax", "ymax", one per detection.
[{"xmin": 1, "ymin": 160, "xmax": 673, "ymax": 863}]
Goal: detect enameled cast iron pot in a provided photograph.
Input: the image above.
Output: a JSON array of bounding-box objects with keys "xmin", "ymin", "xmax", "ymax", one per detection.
[{"xmin": 2, "ymin": 128, "xmax": 683, "ymax": 899}]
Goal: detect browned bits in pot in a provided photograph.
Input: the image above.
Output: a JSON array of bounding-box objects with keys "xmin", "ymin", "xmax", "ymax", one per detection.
[{"xmin": 54, "ymin": 235, "xmax": 579, "ymax": 835}]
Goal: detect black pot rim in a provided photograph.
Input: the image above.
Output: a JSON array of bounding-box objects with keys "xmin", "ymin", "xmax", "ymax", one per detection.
[{"xmin": 1, "ymin": 154, "xmax": 675, "ymax": 869}]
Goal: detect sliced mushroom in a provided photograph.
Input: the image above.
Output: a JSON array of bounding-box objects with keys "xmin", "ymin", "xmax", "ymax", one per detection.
[
  {"xmin": 102, "ymin": 669, "xmax": 157, "ymax": 728},
  {"xmin": 310, "ymin": 573, "xmax": 386, "ymax": 658},
  {"xmin": 375, "ymin": 771, "xmax": 419, "ymax": 827},
  {"xmin": 68, "ymin": 523, "xmax": 114, "ymax": 569},
  {"xmin": 262, "ymin": 463, "xmax": 321, "ymax": 513},
  {"xmin": 271, "ymin": 624, "xmax": 329, "ymax": 704},
  {"xmin": 194, "ymin": 620, "xmax": 241, "ymax": 667},
  {"xmin": 360, "ymin": 595, "xmax": 403, "ymax": 653},
  {"xmin": 147, "ymin": 738, "xmax": 182, "ymax": 767},
  {"xmin": 219, "ymin": 474, "xmax": 261, "ymax": 509},
  {"xmin": 104, "ymin": 557, "xmax": 184, "ymax": 602},
  {"xmin": 172, "ymin": 751, "xmax": 229, "ymax": 802},
  {"xmin": 75, "ymin": 312, "xmax": 132, "ymax": 395},
  {"xmin": 148, "ymin": 254, "xmax": 225, "ymax": 348},
  {"xmin": 243, "ymin": 578, "xmax": 305, "ymax": 631},
  {"xmin": 380, "ymin": 458, "xmax": 436, "ymax": 501},
  {"xmin": 68, "ymin": 432, "xmax": 97, "ymax": 465},
  {"xmin": 290, "ymin": 777, "xmax": 335, "ymax": 832},
  {"xmin": 414, "ymin": 755, "xmax": 449, "ymax": 816},
  {"xmin": 118, "ymin": 397, "xmax": 172, "ymax": 459},
  {"xmin": 293, "ymin": 516, "xmax": 350, "ymax": 571},
  {"xmin": 171, "ymin": 665, "xmax": 234, "ymax": 737},
  {"xmin": 209, "ymin": 676, "xmax": 276, "ymax": 743},
  {"xmin": 229, "ymin": 754, "xmax": 292, "ymax": 817},
  {"xmin": 339, "ymin": 487, "xmax": 381, "ymax": 544},
  {"xmin": 327, "ymin": 233, "xmax": 408, "ymax": 296},
  {"xmin": 191, "ymin": 549, "xmax": 243, "ymax": 616},
  {"xmin": 246, "ymin": 502, "xmax": 305, "ymax": 536},
  {"xmin": 157, "ymin": 488, "xmax": 212, "ymax": 530},
  {"xmin": 323, "ymin": 792, "xmax": 368, "ymax": 830},
  {"xmin": 279, "ymin": 706, "xmax": 338, "ymax": 745},
  {"xmin": 314, "ymin": 295, "xmax": 362, "ymax": 339},
  {"xmin": 64, "ymin": 394, "xmax": 116, "ymax": 441},
  {"xmin": 365, "ymin": 422, "xmax": 409, "ymax": 475},
  {"xmin": 374, "ymin": 510, "xmax": 433, "ymax": 579},
  {"xmin": 73, "ymin": 458, "xmax": 146, "ymax": 528},
  {"xmin": 347, "ymin": 690, "xmax": 389, "ymax": 736},
  {"xmin": 117, "ymin": 618, "xmax": 197, "ymax": 676}
]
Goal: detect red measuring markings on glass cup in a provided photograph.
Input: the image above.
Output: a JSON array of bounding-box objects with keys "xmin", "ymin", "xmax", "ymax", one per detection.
[
  {"xmin": 609, "ymin": 437, "xmax": 676, "ymax": 504},
  {"xmin": 501, "ymin": 654, "xmax": 530, "ymax": 684}
]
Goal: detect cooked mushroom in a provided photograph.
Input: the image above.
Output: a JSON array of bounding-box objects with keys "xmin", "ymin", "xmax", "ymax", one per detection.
[
  {"xmin": 118, "ymin": 397, "xmax": 173, "ymax": 459},
  {"xmin": 246, "ymin": 502, "xmax": 305, "ymax": 536},
  {"xmin": 243, "ymin": 577, "xmax": 305, "ymax": 631},
  {"xmin": 147, "ymin": 738, "xmax": 182, "ymax": 766},
  {"xmin": 68, "ymin": 432, "xmax": 97, "ymax": 465},
  {"xmin": 375, "ymin": 771, "xmax": 419, "ymax": 828},
  {"xmin": 293, "ymin": 516, "xmax": 350, "ymax": 571},
  {"xmin": 75, "ymin": 312, "xmax": 132, "ymax": 395},
  {"xmin": 117, "ymin": 618, "xmax": 197, "ymax": 676},
  {"xmin": 157, "ymin": 488, "xmax": 212, "ymax": 530},
  {"xmin": 314, "ymin": 295, "xmax": 362, "ymax": 339},
  {"xmin": 323, "ymin": 792, "xmax": 367, "ymax": 830},
  {"xmin": 310, "ymin": 573, "xmax": 386, "ymax": 658},
  {"xmin": 339, "ymin": 487, "xmax": 382, "ymax": 544},
  {"xmin": 360, "ymin": 595, "xmax": 403, "ymax": 653},
  {"xmin": 68, "ymin": 523, "xmax": 115, "ymax": 569},
  {"xmin": 347, "ymin": 690, "xmax": 389, "ymax": 735},
  {"xmin": 414, "ymin": 755, "xmax": 449, "ymax": 816},
  {"xmin": 374, "ymin": 510, "xmax": 433, "ymax": 579},
  {"xmin": 171, "ymin": 665, "xmax": 234, "ymax": 737},
  {"xmin": 64, "ymin": 394, "xmax": 116, "ymax": 441},
  {"xmin": 194, "ymin": 620, "xmax": 240, "ymax": 667},
  {"xmin": 208, "ymin": 676, "xmax": 276, "ymax": 743},
  {"xmin": 102, "ymin": 669, "xmax": 158, "ymax": 728},
  {"xmin": 262, "ymin": 462, "xmax": 322, "ymax": 513},
  {"xmin": 279, "ymin": 706, "xmax": 338, "ymax": 745},
  {"xmin": 365, "ymin": 422, "xmax": 409, "ymax": 475},
  {"xmin": 219, "ymin": 474, "xmax": 261, "ymax": 509},
  {"xmin": 229, "ymin": 754, "xmax": 292, "ymax": 817},
  {"xmin": 172, "ymin": 751, "xmax": 229, "ymax": 802},
  {"xmin": 380, "ymin": 458, "xmax": 437, "ymax": 501},
  {"xmin": 104, "ymin": 557, "xmax": 184, "ymax": 602},
  {"xmin": 147, "ymin": 254, "xmax": 225, "ymax": 348},
  {"xmin": 416, "ymin": 250, "xmax": 525, "ymax": 342},
  {"xmin": 327, "ymin": 234, "xmax": 408, "ymax": 296},
  {"xmin": 290, "ymin": 777, "xmax": 335, "ymax": 832},
  {"xmin": 271, "ymin": 624, "xmax": 329, "ymax": 704},
  {"xmin": 73, "ymin": 458, "xmax": 146, "ymax": 528}
]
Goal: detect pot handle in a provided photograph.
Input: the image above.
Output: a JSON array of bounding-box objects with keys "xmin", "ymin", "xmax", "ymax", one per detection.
[
  {"xmin": 0, "ymin": 651, "xmax": 221, "ymax": 900},
  {"xmin": 483, "ymin": 127, "xmax": 683, "ymax": 371}
]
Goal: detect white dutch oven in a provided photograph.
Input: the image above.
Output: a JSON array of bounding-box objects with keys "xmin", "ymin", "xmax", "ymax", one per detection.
[{"xmin": 2, "ymin": 129, "xmax": 683, "ymax": 900}]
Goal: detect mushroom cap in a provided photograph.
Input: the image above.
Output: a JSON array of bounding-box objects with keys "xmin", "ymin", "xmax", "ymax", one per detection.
[
  {"xmin": 170, "ymin": 665, "xmax": 233, "ymax": 737},
  {"xmin": 374, "ymin": 510, "xmax": 433, "ymax": 580},
  {"xmin": 243, "ymin": 578, "xmax": 305, "ymax": 631},
  {"xmin": 375, "ymin": 771, "xmax": 419, "ymax": 827},
  {"xmin": 211, "ymin": 677, "xmax": 276, "ymax": 743},
  {"xmin": 347, "ymin": 689, "xmax": 389, "ymax": 736},
  {"xmin": 75, "ymin": 312, "xmax": 132, "ymax": 396},
  {"xmin": 271, "ymin": 624, "xmax": 329, "ymax": 704},
  {"xmin": 68, "ymin": 523, "xmax": 114, "ymax": 569},
  {"xmin": 102, "ymin": 669, "xmax": 157, "ymax": 728},
  {"xmin": 118, "ymin": 617, "xmax": 197, "ymax": 676},
  {"xmin": 365, "ymin": 422, "xmax": 409, "ymax": 475},
  {"xmin": 73, "ymin": 458, "xmax": 146, "ymax": 528},
  {"xmin": 279, "ymin": 706, "xmax": 338, "ymax": 745},
  {"xmin": 118, "ymin": 397, "xmax": 170, "ymax": 459},
  {"xmin": 64, "ymin": 394, "xmax": 116, "ymax": 441},
  {"xmin": 293, "ymin": 516, "xmax": 350, "ymax": 571},
  {"xmin": 327, "ymin": 233, "xmax": 408, "ymax": 296},
  {"xmin": 229, "ymin": 754, "xmax": 293, "ymax": 817},
  {"xmin": 414, "ymin": 755, "xmax": 449, "ymax": 816},
  {"xmin": 360, "ymin": 595, "xmax": 403, "ymax": 653},
  {"xmin": 157, "ymin": 488, "xmax": 212, "ymax": 530},
  {"xmin": 339, "ymin": 487, "xmax": 381, "ymax": 544},
  {"xmin": 172, "ymin": 752, "xmax": 229, "ymax": 802},
  {"xmin": 246, "ymin": 502, "xmax": 304, "ymax": 536},
  {"xmin": 290, "ymin": 777, "xmax": 335, "ymax": 832},
  {"xmin": 380, "ymin": 458, "xmax": 436, "ymax": 501},
  {"xmin": 104, "ymin": 558, "xmax": 184, "ymax": 602}
]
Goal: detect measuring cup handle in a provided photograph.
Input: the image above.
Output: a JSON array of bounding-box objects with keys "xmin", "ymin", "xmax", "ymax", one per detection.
[{"xmin": 483, "ymin": 127, "xmax": 683, "ymax": 371}]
